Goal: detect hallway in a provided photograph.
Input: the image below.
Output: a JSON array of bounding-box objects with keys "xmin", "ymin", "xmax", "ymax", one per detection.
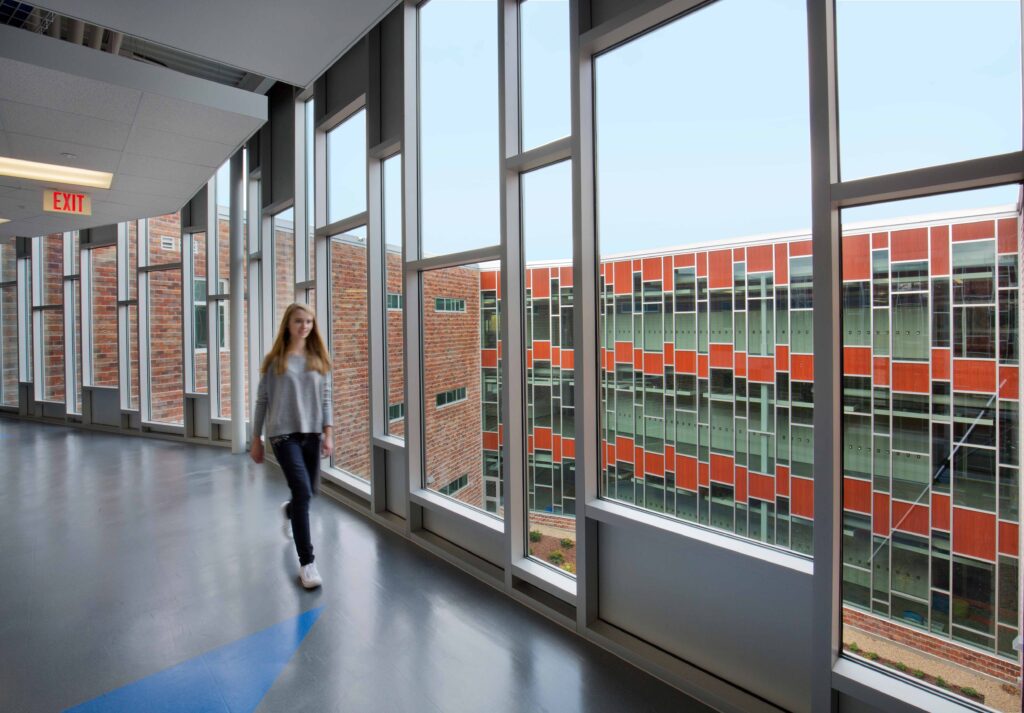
[{"xmin": 0, "ymin": 418, "xmax": 710, "ymax": 713}]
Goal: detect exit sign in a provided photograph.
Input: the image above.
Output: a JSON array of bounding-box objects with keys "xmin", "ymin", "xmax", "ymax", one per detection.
[{"xmin": 43, "ymin": 190, "xmax": 92, "ymax": 216}]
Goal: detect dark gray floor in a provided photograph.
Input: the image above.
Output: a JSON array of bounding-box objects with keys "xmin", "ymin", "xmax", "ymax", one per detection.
[{"xmin": 0, "ymin": 417, "xmax": 714, "ymax": 713}]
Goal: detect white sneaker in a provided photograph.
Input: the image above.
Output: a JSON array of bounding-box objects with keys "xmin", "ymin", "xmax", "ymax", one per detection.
[
  {"xmin": 281, "ymin": 501, "xmax": 292, "ymax": 540},
  {"xmin": 299, "ymin": 562, "xmax": 322, "ymax": 589}
]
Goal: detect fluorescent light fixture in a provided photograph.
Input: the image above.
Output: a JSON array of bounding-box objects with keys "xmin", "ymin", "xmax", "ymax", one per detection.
[
  {"xmin": 0, "ymin": 218, "xmax": 8, "ymax": 225},
  {"xmin": 0, "ymin": 156, "xmax": 112, "ymax": 189}
]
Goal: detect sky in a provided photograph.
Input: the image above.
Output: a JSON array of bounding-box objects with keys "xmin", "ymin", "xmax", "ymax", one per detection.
[{"xmin": 414, "ymin": 0, "xmax": 1021, "ymax": 263}]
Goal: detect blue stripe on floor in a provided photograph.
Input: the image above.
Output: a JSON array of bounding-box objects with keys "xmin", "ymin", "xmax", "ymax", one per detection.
[{"xmin": 64, "ymin": 607, "xmax": 324, "ymax": 713}]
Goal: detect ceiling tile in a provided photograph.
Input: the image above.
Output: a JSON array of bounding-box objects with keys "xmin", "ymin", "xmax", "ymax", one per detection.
[
  {"xmin": 117, "ymin": 151, "xmax": 215, "ymax": 187},
  {"xmin": 123, "ymin": 125, "xmax": 232, "ymax": 169},
  {"xmin": 0, "ymin": 100, "xmax": 131, "ymax": 152},
  {"xmin": 0, "ymin": 57, "xmax": 142, "ymax": 123},
  {"xmin": 134, "ymin": 92, "xmax": 262, "ymax": 145},
  {"xmin": 6, "ymin": 132, "xmax": 123, "ymax": 173}
]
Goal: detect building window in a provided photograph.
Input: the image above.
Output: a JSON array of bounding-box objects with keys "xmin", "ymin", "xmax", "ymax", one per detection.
[
  {"xmin": 388, "ymin": 402, "xmax": 405, "ymax": 422},
  {"xmin": 436, "ymin": 386, "xmax": 467, "ymax": 408},
  {"xmin": 435, "ymin": 297, "xmax": 466, "ymax": 313},
  {"xmin": 439, "ymin": 474, "xmax": 469, "ymax": 496},
  {"xmin": 386, "ymin": 292, "xmax": 403, "ymax": 310}
]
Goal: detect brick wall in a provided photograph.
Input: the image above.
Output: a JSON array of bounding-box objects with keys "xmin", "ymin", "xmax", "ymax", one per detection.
[
  {"xmin": 844, "ymin": 607, "xmax": 1020, "ymax": 683},
  {"xmin": 385, "ymin": 248, "xmax": 404, "ymax": 438},
  {"xmin": 330, "ymin": 238, "xmax": 371, "ymax": 479},
  {"xmin": 90, "ymin": 244, "xmax": 118, "ymax": 387},
  {"xmin": 423, "ymin": 265, "xmax": 484, "ymax": 508},
  {"xmin": 146, "ymin": 213, "xmax": 183, "ymax": 423}
]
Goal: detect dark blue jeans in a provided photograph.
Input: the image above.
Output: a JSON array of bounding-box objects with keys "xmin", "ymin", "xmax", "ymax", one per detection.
[{"xmin": 270, "ymin": 432, "xmax": 321, "ymax": 565}]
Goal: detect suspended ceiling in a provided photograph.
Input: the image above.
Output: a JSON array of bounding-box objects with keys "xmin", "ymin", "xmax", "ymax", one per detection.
[{"xmin": 0, "ymin": 23, "xmax": 266, "ymax": 238}]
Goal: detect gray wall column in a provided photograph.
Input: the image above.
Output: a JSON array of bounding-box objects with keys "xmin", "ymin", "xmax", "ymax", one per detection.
[{"xmin": 230, "ymin": 149, "xmax": 246, "ymax": 453}]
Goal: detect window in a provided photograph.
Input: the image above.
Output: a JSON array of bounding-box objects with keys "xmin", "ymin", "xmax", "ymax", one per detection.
[
  {"xmin": 329, "ymin": 225, "xmax": 370, "ymax": 481},
  {"xmin": 388, "ymin": 402, "xmax": 405, "ymax": 422},
  {"xmin": 836, "ymin": 0, "xmax": 1021, "ymax": 180},
  {"xmin": 419, "ymin": 0, "xmax": 499, "ymax": 256},
  {"xmin": 435, "ymin": 297, "xmax": 466, "ymax": 313},
  {"xmin": 0, "ymin": 240, "xmax": 17, "ymax": 407},
  {"xmin": 382, "ymin": 154, "xmax": 404, "ymax": 439},
  {"xmin": 436, "ymin": 386, "xmax": 467, "ymax": 408},
  {"xmin": 272, "ymin": 208, "xmax": 295, "ymax": 331},
  {"xmin": 439, "ymin": 474, "xmax": 468, "ymax": 496},
  {"xmin": 88, "ymin": 244, "xmax": 118, "ymax": 388},
  {"xmin": 189, "ymin": 233, "xmax": 208, "ymax": 394},
  {"xmin": 841, "ymin": 188, "xmax": 1020, "ymax": 706},
  {"xmin": 519, "ymin": 0, "xmax": 570, "ymax": 151},
  {"xmin": 326, "ymin": 108, "xmax": 367, "ymax": 224},
  {"xmin": 422, "ymin": 262, "xmax": 501, "ymax": 516}
]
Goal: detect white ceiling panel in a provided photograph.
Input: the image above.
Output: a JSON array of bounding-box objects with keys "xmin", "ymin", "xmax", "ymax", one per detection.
[
  {"xmin": 0, "ymin": 57, "xmax": 142, "ymax": 123},
  {"xmin": 0, "ymin": 100, "xmax": 132, "ymax": 151},
  {"xmin": 42, "ymin": 0, "xmax": 399, "ymax": 88},
  {"xmin": 0, "ymin": 25, "xmax": 266, "ymax": 238},
  {"xmin": 5, "ymin": 132, "xmax": 124, "ymax": 173},
  {"xmin": 134, "ymin": 93, "xmax": 264, "ymax": 145},
  {"xmin": 123, "ymin": 125, "xmax": 233, "ymax": 168}
]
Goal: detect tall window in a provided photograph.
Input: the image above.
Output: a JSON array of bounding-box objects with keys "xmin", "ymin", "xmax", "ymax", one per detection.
[
  {"xmin": 418, "ymin": 0, "xmax": 499, "ymax": 256},
  {"xmin": 144, "ymin": 214, "xmax": 183, "ymax": 425},
  {"xmin": 36, "ymin": 234, "xmax": 64, "ymax": 404},
  {"xmin": 272, "ymin": 208, "xmax": 295, "ymax": 331},
  {"xmin": 0, "ymin": 240, "xmax": 17, "ymax": 407},
  {"xmin": 383, "ymin": 154, "xmax": 404, "ymax": 438},
  {"xmin": 88, "ymin": 244, "xmax": 118, "ymax": 388},
  {"xmin": 593, "ymin": 0, "xmax": 812, "ymax": 553},
  {"xmin": 841, "ymin": 187, "xmax": 1021, "ymax": 710},
  {"xmin": 522, "ymin": 161, "xmax": 575, "ymax": 573},
  {"xmin": 188, "ymin": 232, "xmax": 209, "ymax": 394},
  {"xmin": 329, "ymin": 226, "xmax": 370, "ymax": 481},
  {"xmin": 519, "ymin": 0, "xmax": 570, "ymax": 151},
  {"xmin": 422, "ymin": 262, "xmax": 502, "ymax": 515},
  {"xmin": 326, "ymin": 109, "xmax": 367, "ymax": 225}
]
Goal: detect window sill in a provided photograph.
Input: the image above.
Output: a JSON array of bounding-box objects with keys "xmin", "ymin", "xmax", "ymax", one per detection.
[
  {"xmin": 372, "ymin": 433, "xmax": 405, "ymax": 451},
  {"xmin": 322, "ymin": 467, "xmax": 371, "ymax": 500},
  {"xmin": 585, "ymin": 498, "xmax": 813, "ymax": 575},
  {"xmin": 410, "ymin": 488, "xmax": 504, "ymax": 534},
  {"xmin": 832, "ymin": 656, "xmax": 984, "ymax": 713},
  {"xmin": 512, "ymin": 557, "xmax": 576, "ymax": 605}
]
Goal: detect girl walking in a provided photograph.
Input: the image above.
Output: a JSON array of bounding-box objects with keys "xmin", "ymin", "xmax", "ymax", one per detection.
[{"xmin": 250, "ymin": 303, "xmax": 333, "ymax": 589}]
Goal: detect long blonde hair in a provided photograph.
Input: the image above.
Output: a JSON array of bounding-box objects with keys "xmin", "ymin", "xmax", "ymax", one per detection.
[{"xmin": 261, "ymin": 303, "xmax": 332, "ymax": 376}]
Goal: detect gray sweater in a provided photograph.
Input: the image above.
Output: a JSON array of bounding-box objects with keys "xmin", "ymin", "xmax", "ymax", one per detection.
[{"xmin": 252, "ymin": 354, "xmax": 333, "ymax": 438}]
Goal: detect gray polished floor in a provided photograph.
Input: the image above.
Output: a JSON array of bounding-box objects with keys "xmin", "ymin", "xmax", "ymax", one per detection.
[{"xmin": 0, "ymin": 417, "xmax": 714, "ymax": 713}]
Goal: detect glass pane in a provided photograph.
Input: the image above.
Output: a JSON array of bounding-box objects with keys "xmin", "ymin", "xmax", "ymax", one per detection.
[
  {"xmin": 523, "ymin": 161, "xmax": 575, "ymax": 574},
  {"xmin": 326, "ymin": 109, "xmax": 367, "ymax": 224},
  {"xmin": 0, "ymin": 241, "xmax": 14, "ymax": 281},
  {"xmin": 1, "ymin": 284, "xmax": 17, "ymax": 407},
  {"xmin": 837, "ymin": 0, "xmax": 1021, "ymax": 180},
  {"xmin": 147, "ymin": 214, "xmax": 181, "ymax": 266},
  {"xmin": 90, "ymin": 245, "xmax": 118, "ymax": 387},
  {"xmin": 595, "ymin": 0, "xmax": 811, "ymax": 554},
  {"xmin": 127, "ymin": 220, "xmax": 138, "ymax": 301},
  {"xmin": 273, "ymin": 208, "xmax": 295, "ymax": 330},
  {"xmin": 41, "ymin": 309, "xmax": 63, "ymax": 402},
  {"xmin": 147, "ymin": 268, "xmax": 182, "ymax": 425},
  {"xmin": 305, "ymin": 99, "xmax": 315, "ymax": 279},
  {"xmin": 191, "ymin": 233, "xmax": 208, "ymax": 394},
  {"xmin": 419, "ymin": 0, "xmax": 499, "ymax": 256},
  {"xmin": 383, "ymin": 154, "xmax": 405, "ymax": 439},
  {"xmin": 215, "ymin": 291, "xmax": 247, "ymax": 420},
  {"xmin": 423, "ymin": 262, "xmax": 502, "ymax": 517},
  {"xmin": 520, "ymin": 0, "xmax": 570, "ymax": 151},
  {"xmin": 127, "ymin": 303, "xmax": 139, "ymax": 411},
  {"xmin": 595, "ymin": 0, "xmax": 809, "ymax": 255},
  {"xmin": 69, "ymin": 280, "xmax": 81, "ymax": 414},
  {"xmin": 841, "ymin": 189, "xmax": 1021, "ymax": 710},
  {"xmin": 329, "ymin": 226, "xmax": 370, "ymax": 481},
  {"xmin": 41, "ymin": 234, "xmax": 63, "ymax": 305},
  {"xmin": 215, "ymin": 161, "xmax": 231, "ymax": 293}
]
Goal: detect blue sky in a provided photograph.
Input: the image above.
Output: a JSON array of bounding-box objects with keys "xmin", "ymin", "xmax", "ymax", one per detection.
[{"xmin": 370, "ymin": 0, "xmax": 1019, "ymax": 262}]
